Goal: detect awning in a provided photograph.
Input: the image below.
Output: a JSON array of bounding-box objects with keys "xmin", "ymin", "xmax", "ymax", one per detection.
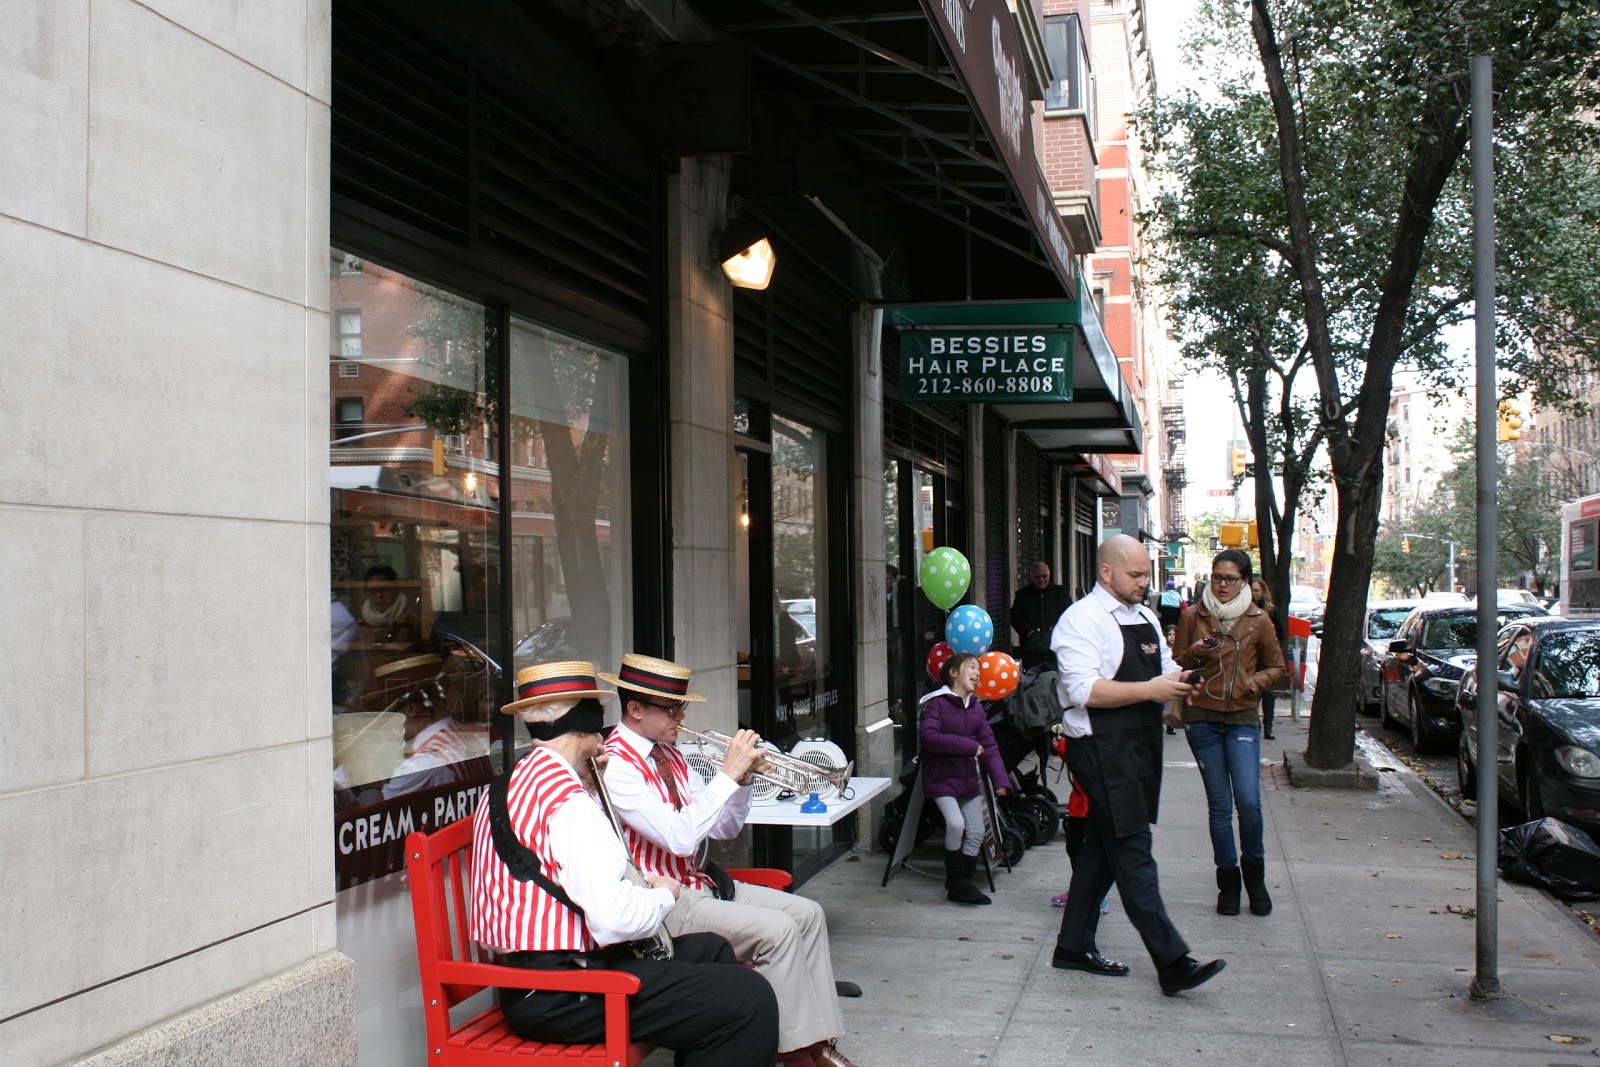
[{"xmin": 695, "ymin": 0, "xmax": 1079, "ymax": 303}]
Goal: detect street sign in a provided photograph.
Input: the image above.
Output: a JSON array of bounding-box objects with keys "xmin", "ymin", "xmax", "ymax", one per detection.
[{"xmin": 1207, "ymin": 489, "xmax": 1234, "ymax": 497}]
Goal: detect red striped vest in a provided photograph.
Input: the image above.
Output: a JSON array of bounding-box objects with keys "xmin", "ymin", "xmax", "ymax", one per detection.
[
  {"xmin": 602, "ymin": 732, "xmax": 712, "ymax": 892},
  {"xmin": 469, "ymin": 747, "xmax": 595, "ymax": 952}
]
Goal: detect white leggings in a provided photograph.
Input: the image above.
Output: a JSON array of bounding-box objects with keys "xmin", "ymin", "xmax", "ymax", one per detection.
[{"xmin": 934, "ymin": 794, "xmax": 986, "ymax": 855}]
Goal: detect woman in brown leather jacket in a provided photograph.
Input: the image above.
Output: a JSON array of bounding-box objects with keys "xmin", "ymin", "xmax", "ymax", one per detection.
[{"xmin": 1173, "ymin": 549, "xmax": 1286, "ymax": 918}]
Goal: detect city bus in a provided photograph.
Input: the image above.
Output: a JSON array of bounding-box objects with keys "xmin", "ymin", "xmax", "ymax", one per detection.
[{"xmin": 1560, "ymin": 492, "xmax": 1600, "ymax": 616}]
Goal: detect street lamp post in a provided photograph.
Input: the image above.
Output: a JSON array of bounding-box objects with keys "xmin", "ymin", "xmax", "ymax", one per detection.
[{"xmin": 1403, "ymin": 532, "xmax": 1461, "ymax": 593}]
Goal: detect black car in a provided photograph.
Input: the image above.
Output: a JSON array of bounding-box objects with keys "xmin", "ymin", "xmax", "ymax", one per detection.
[
  {"xmin": 1456, "ymin": 617, "xmax": 1600, "ymax": 838},
  {"xmin": 1379, "ymin": 601, "xmax": 1546, "ymax": 752},
  {"xmin": 1356, "ymin": 599, "xmax": 1424, "ymax": 717}
]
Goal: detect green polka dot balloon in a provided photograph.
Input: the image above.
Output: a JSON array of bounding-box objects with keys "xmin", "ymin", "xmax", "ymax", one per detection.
[{"xmin": 918, "ymin": 546, "xmax": 971, "ymax": 611}]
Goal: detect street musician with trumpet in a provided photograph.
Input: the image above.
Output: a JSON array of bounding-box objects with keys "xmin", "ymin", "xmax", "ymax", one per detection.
[
  {"xmin": 601, "ymin": 653, "xmax": 864, "ymax": 1067},
  {"xmin": 467, "ymin": 661, "xmax": 778, "ymax": 1067}
]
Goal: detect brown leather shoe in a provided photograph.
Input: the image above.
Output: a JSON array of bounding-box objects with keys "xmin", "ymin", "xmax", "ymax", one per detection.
[{"xmin": 814, "ymin": 1042, "xmax": 860, "ymax": 1067}]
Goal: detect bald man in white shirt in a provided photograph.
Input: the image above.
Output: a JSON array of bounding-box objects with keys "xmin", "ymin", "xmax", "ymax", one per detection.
[{"xmin": 1049, "ymin": 534, "xmax": 1226, "ymax": 997}]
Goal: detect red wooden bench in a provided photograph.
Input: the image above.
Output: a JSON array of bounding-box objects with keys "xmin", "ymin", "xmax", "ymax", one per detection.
[{"xmin": 405, "ymin": 818, "xmax": 792, "ymax": 1066}]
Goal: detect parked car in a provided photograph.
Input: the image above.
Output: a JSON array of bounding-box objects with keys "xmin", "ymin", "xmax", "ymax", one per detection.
[
  {"xmin": 1379, "ymin": 600, "xmax": 1547, "ymax": 752},
  {"xmin": 1287, "ymin": 585, "xmax": 1325, "ymax": 636},
  {"xmin": 1422, "ymin": 590, "xmax": 1470, "ymax": 603},
  {"xmin": 1356, "ymin": 598, "xmax": 1424, "ymax": 716},
  {"xmin": 1456, "ymin": 617, "xmax": 1600, "ymax": 838},
  {"xmin": 1496, "ymin": 588, "xmax": 1543, "ymax": 608}
]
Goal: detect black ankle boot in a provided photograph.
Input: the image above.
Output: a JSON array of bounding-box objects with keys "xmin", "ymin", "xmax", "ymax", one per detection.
[
  {"xmin": 1241, "ymin": 858, "xmax": 1272, "ymax": 916},
  {"xmin": 944, "ymin": 850, "xmax": 990, "ymax": 905},
  {"xmin": 1216, "ymin": 866, "xmax": 1242, "ymax": 915}
]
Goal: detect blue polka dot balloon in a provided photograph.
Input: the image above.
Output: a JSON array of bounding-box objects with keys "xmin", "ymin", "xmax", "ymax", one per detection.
[{"xmin": 944, "ymin": 604, "xmax": 994, "ymax": 656}]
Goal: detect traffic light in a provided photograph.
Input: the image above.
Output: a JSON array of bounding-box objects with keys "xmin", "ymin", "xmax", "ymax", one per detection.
[
  {"xmin": 1231, "ymin": 445, "xmax": 1247, "ymax": 478},
  {"xmin": 1498, "ymin": 400, "xmax": 1523, "ymax": 442},
  {"xmin": 1247, "ymin": 521, "xmax": 1259, "ymax": 549},
  {"xmin": 1219, "ymin": 522, "xmax": 1247, "ymax": 548},
  {"xmin": 1403, "ymin": 537, "xmax": 1411, "ymax": 554},
  {"xmin": 432, "ymin": 439, "xmax": 448, "ymax": 475}
]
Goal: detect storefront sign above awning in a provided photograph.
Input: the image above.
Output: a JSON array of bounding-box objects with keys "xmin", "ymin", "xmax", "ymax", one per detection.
[
  {"xmin": 898, "ymin": 329, "xmax": 1072, "ymax": 403},
  {"xmin": 922, "ymin": 0, "xmax": 1077, "ymax": 292}
]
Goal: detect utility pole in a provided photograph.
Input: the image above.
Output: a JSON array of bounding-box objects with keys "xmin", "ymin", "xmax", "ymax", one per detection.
[{"xmin": 1469, "ymin": 52, "xmax": 1503, "ymax": 1002}]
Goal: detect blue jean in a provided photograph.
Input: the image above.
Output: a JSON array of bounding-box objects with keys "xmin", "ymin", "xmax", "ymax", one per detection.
[{"xmin": 1184, "ymin": 721, "xmax": 1264, "ymax": 868}]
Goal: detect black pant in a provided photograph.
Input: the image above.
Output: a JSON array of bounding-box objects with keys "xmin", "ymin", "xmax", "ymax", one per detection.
[
  {"xmin": 499, "ymin": 932, "xmax": 778, "ymax": 1067},
  {"xmin": 1056, "ymin": 739, "xmax": 1188, "ymax": 967}
]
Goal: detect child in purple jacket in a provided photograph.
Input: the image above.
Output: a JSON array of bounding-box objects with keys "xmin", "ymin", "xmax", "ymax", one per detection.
[{"xmin": 920, "ymin": 653, "xmax": 1011, "ymax": 905}]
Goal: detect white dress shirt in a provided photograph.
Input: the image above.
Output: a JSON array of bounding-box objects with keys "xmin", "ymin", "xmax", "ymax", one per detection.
[
  {"xmin": 1051, "ymin": 583, "xmax": 1179, "ymax": 738},
  {"xmin": 604, "ymin": 721, "xmax": 751, "ymax": 856},
  {"xmin": 546, "ymin": 778, "xmax": 677, "ymax": 947}
]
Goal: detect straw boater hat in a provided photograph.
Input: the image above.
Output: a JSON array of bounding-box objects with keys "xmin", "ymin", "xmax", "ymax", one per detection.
[
  {"xmin": 503, "ymin": 660, "xmax": 616, "ymax": 716},
  {"xmin": 503, "ymin": 661, "xmax": 615, "ymax": 741},
  {"xmin": 357, "ymin": 653, "xmax": 444, "ymax": 705},
  {"xmin": 599, "ymin": 653, "xmax": 706, "ymax": 703}
]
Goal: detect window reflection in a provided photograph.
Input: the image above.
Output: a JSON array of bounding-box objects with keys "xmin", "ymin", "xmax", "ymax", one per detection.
[
  {"xmin": 507, "ymin": 318, "xmax": 631, "ymax": 678},
  {"xmin": 327, "ymin": 250, "xmax": 498, "ymax": 886},
  {"xmin": 772, "ymin": 416, "xmax": 830, "ymax": 740}
]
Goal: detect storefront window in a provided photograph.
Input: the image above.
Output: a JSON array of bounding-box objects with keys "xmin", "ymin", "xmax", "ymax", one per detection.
[
  {"xmin": 328, "ymin": 250, "xmax": 500, "ymax": 887},
  {"xmin": 772, "ymin": 415, "xmax": 832, "ymax": 740},
  {"xmin": 506, "ymin": 318, "xmax": 632, "ymax": 679}
]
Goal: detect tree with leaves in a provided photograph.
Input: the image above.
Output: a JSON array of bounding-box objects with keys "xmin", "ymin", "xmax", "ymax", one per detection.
[{"xmin": 1145, "ymin": 0, "xmax": 1600, "ymax": 768}]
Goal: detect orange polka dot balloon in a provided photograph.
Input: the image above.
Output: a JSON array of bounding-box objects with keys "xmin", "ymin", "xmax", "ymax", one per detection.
[{"xmin": 977, "ymin": 651, "xmax": 1020, "ymax": 701}]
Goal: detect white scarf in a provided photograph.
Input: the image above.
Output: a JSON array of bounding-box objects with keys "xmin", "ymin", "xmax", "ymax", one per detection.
[
  {"xmin": 362, "ymin": 594, "xmax": 410, "ymax": 627},
  {"xmin": 1201, "ymin": 581, "xmax": 1252, "ymax": 629}
]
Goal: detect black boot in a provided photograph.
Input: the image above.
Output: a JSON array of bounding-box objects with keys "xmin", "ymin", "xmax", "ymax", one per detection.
[
  {"xmin": 944, "ymin": 850, "xmax": 991, "ymax": 905},
  {"xmin": 1241, "ymin": 858, "xmax": 1272, "ymax": 916},
  {"xmin": 1216, "ymin": 866, "xmax": 1242, "ymax": 915}
]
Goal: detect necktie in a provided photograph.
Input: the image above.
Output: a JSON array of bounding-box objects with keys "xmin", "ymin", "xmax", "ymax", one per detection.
[{"xmin": 650, "ymin": 744, "xmax": 684, "ymax": 810}]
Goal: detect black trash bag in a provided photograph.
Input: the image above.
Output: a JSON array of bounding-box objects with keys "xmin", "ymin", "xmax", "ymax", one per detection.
[{"xmin": 1498, "ymin": 817, "xmax": 1600, "ymax": 902}]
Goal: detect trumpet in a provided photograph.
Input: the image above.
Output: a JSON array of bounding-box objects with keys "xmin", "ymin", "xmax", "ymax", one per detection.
[{"xmin": 676, "ymin": 727, "xmax": 854, "ymax": 796}]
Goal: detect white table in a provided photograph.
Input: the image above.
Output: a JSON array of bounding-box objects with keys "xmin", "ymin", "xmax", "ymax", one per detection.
[{"xmin": 743, "ymin": 776, "xmax": 892, "ymax": 826}]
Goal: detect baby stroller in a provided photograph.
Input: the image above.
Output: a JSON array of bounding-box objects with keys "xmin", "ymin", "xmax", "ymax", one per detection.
[{"xmin": 988, "ymin": 665, "xmax": 1064, "ymax": 849}]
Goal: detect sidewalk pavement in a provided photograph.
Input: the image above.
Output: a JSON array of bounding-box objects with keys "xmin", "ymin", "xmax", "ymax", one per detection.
[{"xmin": 799, "ymin": 714, "xmax": 1600, "ymax": 1066}]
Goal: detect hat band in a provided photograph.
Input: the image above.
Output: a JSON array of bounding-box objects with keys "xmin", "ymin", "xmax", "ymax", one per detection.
[
  {"xmin": 378, "ymin": 665, "xmax": 439, "ymax": 685},
  {"xmin": 618, "ymin": 664, "xmax": 689, "ymax": 695},
  {"xmin": 518, "ymin": 673, "xmax": 604, "ymax": 701}
]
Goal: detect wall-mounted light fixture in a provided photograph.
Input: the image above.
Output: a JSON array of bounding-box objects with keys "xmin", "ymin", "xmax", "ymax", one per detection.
[{"xmin": 719, "ymin": 216, "xmax": 776, "ymax": 290}]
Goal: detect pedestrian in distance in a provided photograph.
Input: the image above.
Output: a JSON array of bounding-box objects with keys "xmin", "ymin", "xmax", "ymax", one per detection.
[
  {"xmin": 1250, "ymin": 577, "xmax": 1284, "ymax": 742},
  {"xmin": 1173, "ymin": 551, "xmax": 1287, "ymax": 917},
  {"xmin": 1048, "ymin": 533, "xmax": 1226, "ymax": 996},
  {"xmin": 920, "ymin": 652, "xmax": 1011, "ymax": 905},
  {"xmin": 1010, "ymin": 561, "xmax": 1070, "ymax": 671}
]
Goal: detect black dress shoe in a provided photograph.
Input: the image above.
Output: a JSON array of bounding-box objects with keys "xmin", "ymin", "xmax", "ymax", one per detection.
[
  {"xmin": 1158, "ymin": 955, "xmax": 1226, "ymax": 996},
  {"xmin": 1052, "ymin": 948, "xmax": 1130, "ymax": 976}
]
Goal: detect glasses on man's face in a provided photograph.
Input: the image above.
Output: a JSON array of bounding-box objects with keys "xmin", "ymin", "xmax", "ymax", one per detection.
[
  {"xmin": 642, "ymin": 699, "xmax": 688, "ymax": 719},
  {"xmin": 1210, "ymin": 574, "xmax": 1244, "ymax": 585}
]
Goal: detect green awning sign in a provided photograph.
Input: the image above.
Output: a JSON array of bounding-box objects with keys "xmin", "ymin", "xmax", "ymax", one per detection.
[{"xmin": 899, "ymin": 329, "xmax": 1073, "ymax": 403}]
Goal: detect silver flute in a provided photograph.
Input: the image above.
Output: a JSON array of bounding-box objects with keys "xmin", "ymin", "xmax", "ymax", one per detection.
[{"xmin": 587, "ymin": 757, "xmax": 675, "ymax": 961}]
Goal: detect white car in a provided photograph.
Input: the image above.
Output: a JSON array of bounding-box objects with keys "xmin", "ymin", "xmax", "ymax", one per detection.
[{"xmin": 1496, "ymin": 588, "xmax": 1542, "ymax": 607}]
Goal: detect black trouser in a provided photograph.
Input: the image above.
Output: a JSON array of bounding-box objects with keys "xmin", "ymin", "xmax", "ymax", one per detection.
[
  {"xmin": 499, "ymin": 932, "xmax": 778, "ymax": 1067},
  {"xmin": 1055, "ymin": 739, "xmax": 1188, "ymax": 968}
]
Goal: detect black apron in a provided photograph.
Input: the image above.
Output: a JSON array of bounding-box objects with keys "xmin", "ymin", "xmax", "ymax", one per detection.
[{"xmin": 1089, "ymin": 618, "xmax": 1166, "ymax": 838}]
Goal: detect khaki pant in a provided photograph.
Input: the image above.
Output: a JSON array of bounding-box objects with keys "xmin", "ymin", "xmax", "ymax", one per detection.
[{"xmin": 666, "ymin": 881, "xmax": 843, "ymax": 1053}]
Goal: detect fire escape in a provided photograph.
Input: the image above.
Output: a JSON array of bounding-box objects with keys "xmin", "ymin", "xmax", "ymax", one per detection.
[{"xmin": 1161, "ymin": 379, "xmax": 1188, "ymax": 540}]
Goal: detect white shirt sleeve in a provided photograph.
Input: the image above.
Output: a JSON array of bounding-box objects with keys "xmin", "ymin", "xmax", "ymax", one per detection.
[
  {"xmin": 1053, "ymin": 601, "xmax": 1109, "ymax": 711},
  {"xmin": 604, "ymin": 747, "xmax": 745, "ymax": 856},
  {"xmin": 548, "ymin": 792, "xmax": 676, "ymax": 948}
]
